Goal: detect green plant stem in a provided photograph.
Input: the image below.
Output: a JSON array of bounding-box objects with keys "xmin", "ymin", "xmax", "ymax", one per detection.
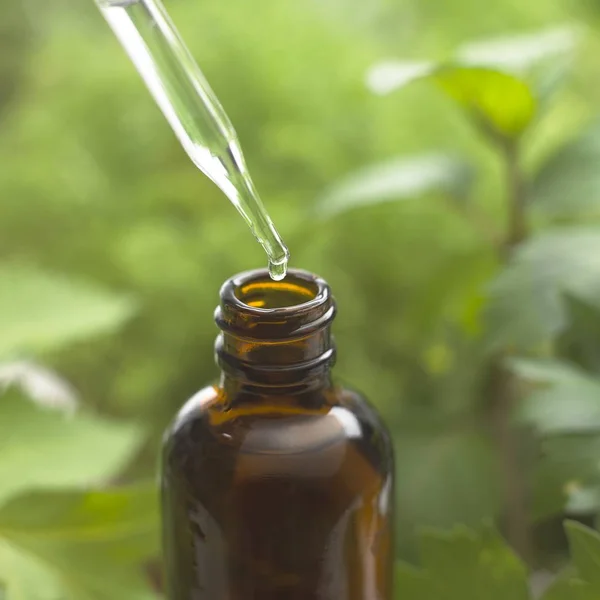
[
  {"xmin": 490, "ymin": 140, "xmax": 534, "ymax": 565},
  {"xmin": 504, "ymin": 142, "xmax": 528, "ymax": 251},
  {"xmin": 488, "ymin": 361, "xmax": 533, "ymax": 564},
  {"xmin": 446, "ymin": 197, "xmax": 502, "ymax": 247}
]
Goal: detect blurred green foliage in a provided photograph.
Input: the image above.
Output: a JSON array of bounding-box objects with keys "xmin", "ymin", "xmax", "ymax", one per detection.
[
  {"xmin": 4, "ymin": 0, "xmax": 600, "ymax": 595},
  {"xmin": 0, "ymin": 387, "xmax": 158, "ymax": 598},
  {"xmin": 395, "ymin": 521, "xmax": 600, "ymax": 599}
]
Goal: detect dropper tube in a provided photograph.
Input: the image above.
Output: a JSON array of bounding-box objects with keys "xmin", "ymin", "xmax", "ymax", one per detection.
[{"xmin": 95, "ymin": 0, "xmax": 289, "ymax": 280}]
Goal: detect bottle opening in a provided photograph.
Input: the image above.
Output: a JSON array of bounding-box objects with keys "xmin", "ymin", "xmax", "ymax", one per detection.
[
  {"xmin": 235, "ymin": 274, "xmax": 319, "ymax": 310},
  {"xmin": 217, "ymin": 269, "xmax": 335, "ymax": 341}
]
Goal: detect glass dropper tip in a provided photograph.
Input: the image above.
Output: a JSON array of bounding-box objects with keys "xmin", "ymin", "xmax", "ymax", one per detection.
[{"xmin": 268, "ymin": 251, "xmax": 289, "ymax": 282}]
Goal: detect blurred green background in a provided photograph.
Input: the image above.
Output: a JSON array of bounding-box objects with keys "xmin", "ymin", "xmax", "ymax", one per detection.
[{"xmin": 5, "ymin": 0, "xmax": 600, "ymax": 597}]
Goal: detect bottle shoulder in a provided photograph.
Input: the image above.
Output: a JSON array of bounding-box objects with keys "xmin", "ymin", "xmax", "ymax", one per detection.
[{"xmin": 163, "ymin": 384, "xmax": 393, "ymax": 476}]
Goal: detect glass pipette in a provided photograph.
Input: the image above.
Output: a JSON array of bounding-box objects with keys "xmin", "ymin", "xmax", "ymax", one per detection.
[{"xmin": 95, "ymin": 0, "xmax": 289, "ymax": 280}]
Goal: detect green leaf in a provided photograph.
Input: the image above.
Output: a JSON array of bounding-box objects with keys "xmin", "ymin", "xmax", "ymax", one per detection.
[
  {"xmin": 566, "ymin": 520, "xmax": 600, "ymax": 588},
  {"xmin": 0, "ymin": 264, "xmax": 137, "ymax": 359},
  {"xmin": 367, "ymin": 62, "xmax": 536, "ymax": 139},
  {"xmin": 455, "ymin": 26, "xmax": 579, "ymax": 113},
  {"xmin": 394, "ymin": 429, "xmax": 501, "ymax": 553},
  {"xmin": 542, "ymin": 576, "xmax": 597, "ymax": 600},
  {"xmin": 507, "ymin": 357, "xmax": 587, "ymax": 385},
  {"xmin": 396, "ymin": 526, "xmax": 530, "ymax": 600},
  {"xmin": 512, "ymin": 360, "xmax": 600, "ymax": 435},
  {"xmin": 0, "ymin": 485, "xmax": 159, "ymax": 600},
  {"xmin": 0, "ymin": 361, "xmax": 77, "ymax": 411},
  {"xmin": 523, "ymin": 385, "xmax": 600, "ymax": 433},
  {"xmin": 422, "ymin": 527, "xmax": 530, "ymax": 600},
  {"xmin": 485, "ymin": 229, "xmax": 600, "ymax": 351},
  {"xmin": 316, "ymin": 154, "xmax": 472, "ymax": 218},
  {"xmin": 455, "ymin": 25, "xmax": 579, "ymax": 76},
  {"xmin": 511, "ymin": 361, "xmax": 600, "ymax": 516},
  {"xmin": 455, "ymin": 25, "xmax": 581, "ymax": 110},
  {"xmin": 531, "ymin": 122, "xmax": 600, "ymax": 217},
  {"xmin": 0, "ymin": 390, "xmax": 144, "ymax": 505},
  {"xmin": 557, "ymin": 296, "xmax": 600, "ymax": 375}
]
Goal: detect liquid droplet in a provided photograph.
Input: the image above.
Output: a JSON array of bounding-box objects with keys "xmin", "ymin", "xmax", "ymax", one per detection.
[{"xmin": 268, "ymin": 258, "xmax": 288, "ymax": 282}]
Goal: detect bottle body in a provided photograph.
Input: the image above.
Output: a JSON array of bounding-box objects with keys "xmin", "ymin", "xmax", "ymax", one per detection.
[{"xmin": 161, "ymin": 269, "xmax": 394, "ymax": 599}]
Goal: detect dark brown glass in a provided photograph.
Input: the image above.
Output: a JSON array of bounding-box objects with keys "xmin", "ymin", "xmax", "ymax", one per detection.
[{"xmin": 161, "ymin": 269, "xmax": 394, "ymax": 600}]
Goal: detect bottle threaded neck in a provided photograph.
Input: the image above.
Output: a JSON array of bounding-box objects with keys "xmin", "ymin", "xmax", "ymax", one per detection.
[{"xmin": 214, "ymin": 269, "xmax": 336, "ymax": 386}]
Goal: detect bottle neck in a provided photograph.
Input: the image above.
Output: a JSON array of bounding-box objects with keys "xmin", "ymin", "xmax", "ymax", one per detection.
[{"xmin": 214, "ymin": 269, "xmax": 337, "ymax": 394}]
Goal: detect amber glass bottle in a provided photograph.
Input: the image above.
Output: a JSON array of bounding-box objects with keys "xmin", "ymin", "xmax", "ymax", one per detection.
[{"xmin": 161, "ymin": 269, "xmax": 394, "ymax": 600}]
